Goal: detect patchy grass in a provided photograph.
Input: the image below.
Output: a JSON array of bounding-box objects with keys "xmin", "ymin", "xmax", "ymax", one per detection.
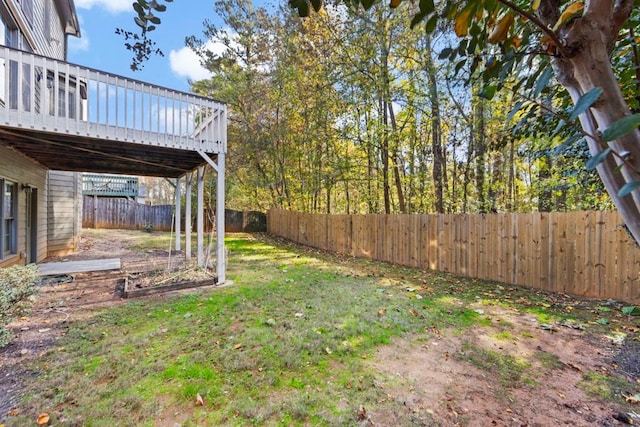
[
  {"xmin": 13, "ymin": 234, "xmax": 470, "ymax": 425},
  {"xmin": 0, "ymin": 264, "xmax": 39, "ymax": 347},
  {"xmin": 458, "ymin": 341, "xmax": 532, "ymax": 387},
  {"xmin": 534, "ymin": 351, "xmax": 564, "ymax": 370},
  {"xmin": 6, "ymin": 232, "xmax": 640, "ymax": 425},
  {"xmin": 580, "ymin": 371, "xmax": 636, "ymax": 401}
]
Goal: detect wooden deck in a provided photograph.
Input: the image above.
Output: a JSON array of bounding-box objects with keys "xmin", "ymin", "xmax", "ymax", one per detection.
[{"xmin": 0, "ymin": 46, "xmax": 227, "ymax": 178}]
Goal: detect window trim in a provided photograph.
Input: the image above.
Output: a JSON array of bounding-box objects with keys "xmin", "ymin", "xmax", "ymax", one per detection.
[
  {"xmin": 0, "ymin": 178, "xmax": 18, "ymax": 258},
  {"xmin": 2, "ymin": 1, "xmax": 36, "ymax": 51}
]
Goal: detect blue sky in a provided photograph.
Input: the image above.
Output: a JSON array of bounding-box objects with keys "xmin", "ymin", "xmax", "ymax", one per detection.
[{"xmin": 68, "ymin": 0, "xmax": 220, "ymax": 93}]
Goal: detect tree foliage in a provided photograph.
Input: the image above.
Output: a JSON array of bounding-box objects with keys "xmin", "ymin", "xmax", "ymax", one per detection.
[{"xmin": 124, "ymin": 0, "xmax": 636, "ymax": 236}]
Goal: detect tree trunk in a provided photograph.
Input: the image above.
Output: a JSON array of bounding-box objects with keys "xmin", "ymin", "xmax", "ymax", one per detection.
[
  {"xmin": 387, "ymin": 101, "xmax": 406, "ymax": 213},
  {"xmin": 380, "ymin": 96, "xmax": 391, "ymax": 214},
  {"xmin": 542, "ymin": 0, "xmax": 640, "ymax": 243},
  {"xmin": 507, "ymin": 137, "xmax": 515, "ymax": 211},
  {"xmin": 425, "ymin": 35, "xmax": 445, "ymax": 213},
  {"xmin": 538, "ymin": 153, "xmax": 552, "ymax": 212},
  {"xmin": 475, "ymin": 97, "xmax": 486, "ymax": 213}
]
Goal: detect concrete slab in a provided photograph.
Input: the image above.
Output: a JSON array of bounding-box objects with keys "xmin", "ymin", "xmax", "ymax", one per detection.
[{"xmin": 38, "ymin": 258, "xmax": 121, "ymax": 276}]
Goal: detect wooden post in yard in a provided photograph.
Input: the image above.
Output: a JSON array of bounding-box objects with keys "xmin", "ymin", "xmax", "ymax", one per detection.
[
  {"xmin": 175, "ymin": 177, "xmax": 181, "ymax": 251},
  {"xmin": 185, "ymin": 171, "xmax": 192, "ymax": 260},
  {"xmin": 93, "ymin": 194, "xmax": 98, "ymax": 228}
]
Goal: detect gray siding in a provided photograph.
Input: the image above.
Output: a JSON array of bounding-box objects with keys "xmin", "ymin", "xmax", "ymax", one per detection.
[
  {"xmin": 1, "ymin": 1, "xmax": 81, "ymax": 264},
  {"xmin": 47, "ymin": 170, "xmax": 81, "ymax": 256},
  {"xmin": 0, "ymin": 145, "xmax": 48, "ymax": 267},
  {"xmin": 34, "ymin": 0, "xmax": 66, "ymax": 59},
  {"xmin": 10, "ymin": 0, "xmax": 67, "ymax": 59}
]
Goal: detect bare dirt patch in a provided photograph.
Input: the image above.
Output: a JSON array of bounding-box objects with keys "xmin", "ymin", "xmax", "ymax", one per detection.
[{"xmin": 370, "ymin": 303, "xmax": 633, "ymax": 426}]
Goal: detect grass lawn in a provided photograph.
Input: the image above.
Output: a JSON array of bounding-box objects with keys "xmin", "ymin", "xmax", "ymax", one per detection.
[{"xmin": 6, "ymin": 232, "xmax": 639, "ymax": 426}]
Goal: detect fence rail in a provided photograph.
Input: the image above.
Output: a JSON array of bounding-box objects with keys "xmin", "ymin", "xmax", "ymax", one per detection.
[{"xmin": 267, "ymin": 209, "xmax": 640, "ymax": 303}]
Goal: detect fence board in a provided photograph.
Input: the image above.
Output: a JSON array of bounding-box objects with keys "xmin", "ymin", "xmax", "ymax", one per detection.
[
  {"xmin": 83, "ymin": 196, "xmax": 173, "ymax": 231},
  {"xmin": 88, "ymin": 197, "xmax": 267, "ymax": 233},
  {"xmin": 267, "ymin": 209, "xmax": 640, "ymax": 303}
]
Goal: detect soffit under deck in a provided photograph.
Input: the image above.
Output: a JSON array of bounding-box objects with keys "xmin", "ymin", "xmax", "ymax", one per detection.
[{"xmin": 0, "ymin": 128, "xmax": 216, "ymax": 178}]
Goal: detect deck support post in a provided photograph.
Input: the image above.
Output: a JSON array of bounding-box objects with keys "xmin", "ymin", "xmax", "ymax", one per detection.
[
  {"xmin": 185, "ymin": 172, "xmax": 192, "ymax": 260},
  {"xmin": 197, "ymin": 166, "xmax": 205, "ymax": 267},
  {"xmin": 175, "ymin": 177, "xmax": 181, "ymax": 251},
  {"xmin": 216, "ymin": 153, "xmax": 226, "ymax": 283},
  {"xmin": 196, "ymin": 150, "xmax": 226, "ymax": 284}
]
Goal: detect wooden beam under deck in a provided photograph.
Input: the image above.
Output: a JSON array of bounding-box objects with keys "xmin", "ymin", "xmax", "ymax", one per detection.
[{"xmin": 0, "ymin": 128, "xmax": 218, "ymax": 178}]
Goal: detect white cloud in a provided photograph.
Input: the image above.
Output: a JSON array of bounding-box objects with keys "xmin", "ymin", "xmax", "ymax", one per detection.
[
  {"xmin": 169, "ymin": 37, "xmax": 236, "ymax": 82},
  {"xmin": 75, "ymin": 0, "xmax": 131, "ymax": 13},
  {"xmin": 169, "ymin": 46, "xmax": 213, "ymax": 82},
  {"xmin": 69, "ymin": 34, "xmax": 89, "ymax": 52},
  {"xmin": 68, "ymin": 15, "xmax": 89, "ymax": 52}
]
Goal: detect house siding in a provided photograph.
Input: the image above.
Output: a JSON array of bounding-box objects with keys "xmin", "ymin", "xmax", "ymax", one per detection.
[
  {"xmin": 33, "ymin": 0, "xmax": 66, "ymax": 59},
  {"xmin": 0, "ymin": 145, "xmax": 48, "ymax": 267},
  {"xmin": 2, "ymin": 1, "xmax": 81, "ymax": 261},
  {"xmin": 47, "ymin": 170, "xmax": 81, "ymax": 256},
  {"xmin": 9, "ymin": 0, "xmax": 66, "ymax": 59}
]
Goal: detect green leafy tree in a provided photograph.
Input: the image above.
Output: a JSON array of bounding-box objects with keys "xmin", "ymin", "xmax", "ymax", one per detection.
[
  {"xmin": 126, "ymin": 0, "xmax": 640, "ymax": 236},
  {"xmin": 291, "ymin": 0, "xmax": 640, "ymax": 242}
]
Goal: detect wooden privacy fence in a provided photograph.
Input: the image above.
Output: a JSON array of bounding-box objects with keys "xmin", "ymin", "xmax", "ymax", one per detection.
[
  {"xmin": 83, "ymin": 196, "xmax": 173, "ymax": 231},
  {"xmin": 267, "ymin": 209, "xmax": 640, "ymax": 304},
  {"xmin": 83, "ymin": 196, "xmax": 268, "ymax": 233}
]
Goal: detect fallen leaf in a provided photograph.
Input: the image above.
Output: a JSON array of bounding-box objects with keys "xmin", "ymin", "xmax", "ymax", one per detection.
[
  {"xmin": 564, "ymin": 362, "xmax": 582, "ymax": 371},
  {"xmin": 233, "ymin": 343, "xmax": 243, "ymax": 350},
  {"xmin": 357, "ymin": 405, "xmax": 367, "ymax": 420},
  {"xmin": 378, "ymin": 308, "xmax": 387, "ymax": 317},
  {"xmin": 196, "ymin": 393, "xmax": 204, "ymax": 406},
  {"xmin": 623, "ymin": 392, "xmax": 640, "ymax": 404},
  {"xmin": 294, "ymin": 312, "xmax": 304, "ymax": 318},
  {"xmin": 613, "ymin": 412, "xmax": 633, "ymax": 424},
  {"xmin": 7, "ymin": 408, "xmax": 20, "ymax": 416},
  {"xmin": 36, "ymin": 413, "xmax": 50, "ymax": 426}
]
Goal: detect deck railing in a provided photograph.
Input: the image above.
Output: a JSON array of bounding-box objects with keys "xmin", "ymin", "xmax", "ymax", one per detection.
[
  {"xmin": 0, "ymin": 46, "xmax": 226, "ymax": 153},
  {"xmin": 82, "ymin": 173, "xmax": 139, "ymax": 197}
]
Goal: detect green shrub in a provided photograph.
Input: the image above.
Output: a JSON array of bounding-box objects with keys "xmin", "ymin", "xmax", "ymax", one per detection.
[{"xmin": 0, "ymin": 264, "xmax": 39, "ymax": 347}]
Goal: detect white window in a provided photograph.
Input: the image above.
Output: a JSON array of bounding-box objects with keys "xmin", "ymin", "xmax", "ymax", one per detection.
[
  {"xmin": 0, "ymin": 179, "xmax": 18, "ymax": 258},
  {"xmin": 0, "ymin": 14, "xmax": 7, "ymax": 107}
]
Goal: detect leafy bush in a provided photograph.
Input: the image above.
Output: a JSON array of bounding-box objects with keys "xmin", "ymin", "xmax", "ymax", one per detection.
[
  {"xmin": 143, "ymin": 223, "xmax": 154, "ymax": 233},
  {"xmin": 0, "ymin": 264, "xmax": 39, "ymax": 347}
]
